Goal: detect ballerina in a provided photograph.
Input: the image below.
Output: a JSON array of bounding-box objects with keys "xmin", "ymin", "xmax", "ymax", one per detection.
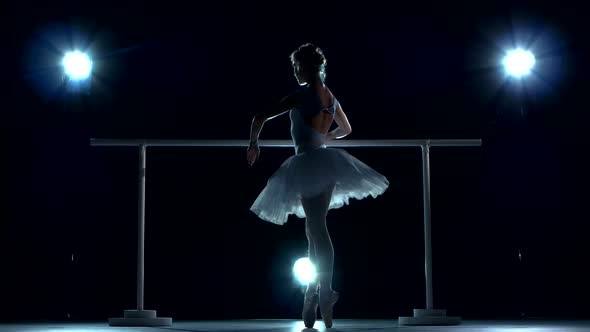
[{"xmin": 247, "ymin": 43, "xmax": 389, "ymax": 328}]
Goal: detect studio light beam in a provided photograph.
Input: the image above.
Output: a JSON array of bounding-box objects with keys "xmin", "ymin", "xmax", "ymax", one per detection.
[
  {"xmin": 63, "ymin": 51, "xmax": 92, "ymax": 80},
  {"xmin": 502, "ymin": 48, "xmax": 535, "ymax": 78},
  {"xmin": 293, "ymin": 257, "xmax": 317, "ymax": 286}
]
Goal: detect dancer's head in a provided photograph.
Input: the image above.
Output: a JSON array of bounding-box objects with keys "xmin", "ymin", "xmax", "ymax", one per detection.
[{"xmin": 290, "ymin": 43, "xmax": 327, "ymax": 85}]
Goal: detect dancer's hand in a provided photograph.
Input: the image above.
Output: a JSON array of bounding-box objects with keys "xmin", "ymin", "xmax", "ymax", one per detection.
[{"xmin": 247, "ymin": 144, "xmax": 260, "ymax": 166}]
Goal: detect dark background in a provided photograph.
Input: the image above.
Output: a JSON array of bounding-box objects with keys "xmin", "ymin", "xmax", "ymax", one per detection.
[{"xmin": 2, "ymin": 0, "xmax": 589, "ymax": 322}]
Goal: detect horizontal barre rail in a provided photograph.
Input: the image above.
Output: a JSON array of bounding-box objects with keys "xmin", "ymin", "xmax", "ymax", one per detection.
[{"xmin": 90, "ymin": 139, "xmax": 482, "ymax": 147}]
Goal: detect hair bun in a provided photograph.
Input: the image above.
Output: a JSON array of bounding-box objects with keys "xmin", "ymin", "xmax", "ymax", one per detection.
[
  {"xmin": 290, "ymin": 43, "xmax": 328, "ymax": 81},
  {"xmin": 291, "ymin": 43, "xmax": 327, "ymax": 67},
  {"xmin": 302, "ymin": 43, "xmax": 326, "ymax": 66}
]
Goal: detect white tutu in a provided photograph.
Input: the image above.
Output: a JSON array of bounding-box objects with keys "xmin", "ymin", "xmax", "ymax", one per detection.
[{"xmin": 250, "ymin": 146, "xmax": 390, "ymax": 225}]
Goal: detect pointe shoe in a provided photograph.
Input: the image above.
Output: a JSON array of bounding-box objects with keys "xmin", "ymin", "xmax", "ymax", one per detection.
[
  {"xmin": 319, "ymin": 290, "xmax": 339, "ymax": 328},
  {"xmin": 302, "ymin": 291, "xmax": 319, "ymax": 328}
]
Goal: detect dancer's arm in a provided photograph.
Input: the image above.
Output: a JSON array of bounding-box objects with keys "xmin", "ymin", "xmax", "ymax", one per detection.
[
  {"xmin": 249, "ymin": 93, "xmax": 298, "ymax": 145},
  {"xmin": 249, "ymin": 118, "xmax": 265, "ymax": 146},
  {"xmin": 326, "ymin": 102, "xmax": 352, "ymax": 140}
]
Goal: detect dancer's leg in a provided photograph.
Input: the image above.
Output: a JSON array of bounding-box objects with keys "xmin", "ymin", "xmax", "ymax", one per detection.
[
  {"xmin": 301, "ymin": 184, "xmax": 335, "ymax": 292},
  {"xmin": 302, "ymin": 221, "xmax": 320, "ymax": 328},
  {"xmin": 302, "ymin": 184, "xmax": 338, "ymax": 328},
  {"xmin": 305, "ymin": 223, "xmax": 319, "ymax": 294}
]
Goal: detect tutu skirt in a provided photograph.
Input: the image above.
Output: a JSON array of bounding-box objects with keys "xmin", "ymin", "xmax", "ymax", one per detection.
[{"xmin": 250, "ymin": 146, "xmax": 389, "ymax": 225}]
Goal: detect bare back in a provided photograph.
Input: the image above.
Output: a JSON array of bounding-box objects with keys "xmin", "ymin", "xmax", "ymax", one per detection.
[{"xmin": 311, "ymin": 86, "xmax": 336, "ymax": 134}]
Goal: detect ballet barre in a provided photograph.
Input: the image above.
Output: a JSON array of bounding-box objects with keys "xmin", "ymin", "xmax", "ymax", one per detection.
[{"xmin": 90, "ymin": 138, "xmax": 482, "ymax": 326}]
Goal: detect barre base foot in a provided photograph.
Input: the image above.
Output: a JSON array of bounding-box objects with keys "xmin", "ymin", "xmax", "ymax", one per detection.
[
  {"xmin": 108, "ymin": 309, "xmax": 172, "ymax": 326},
  {"xmin": 398, "ymin": 309, "xmax": 461, "ymax": 326}
]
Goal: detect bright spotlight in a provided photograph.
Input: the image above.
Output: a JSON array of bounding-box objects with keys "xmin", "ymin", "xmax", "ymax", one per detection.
[
  {"xmin": 502, "ymin": 48, "xmax": 535, "ymax": 78},
  {"xmin": 62, "ymin": 51, "xmax": 92, "ymax": 80},
  {"xmin": 293, "ymin": 257, "xmax": 317, "ymax": 286}
]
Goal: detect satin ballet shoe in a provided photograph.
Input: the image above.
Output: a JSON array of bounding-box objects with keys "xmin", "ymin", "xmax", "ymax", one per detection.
[
  {"xmin": 302, "ymin": 290, "xmax": 319, "ymax": 328},
  {"xmin": 319, "ymin": 290, "xmax": 339, "ymax": 328}
]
